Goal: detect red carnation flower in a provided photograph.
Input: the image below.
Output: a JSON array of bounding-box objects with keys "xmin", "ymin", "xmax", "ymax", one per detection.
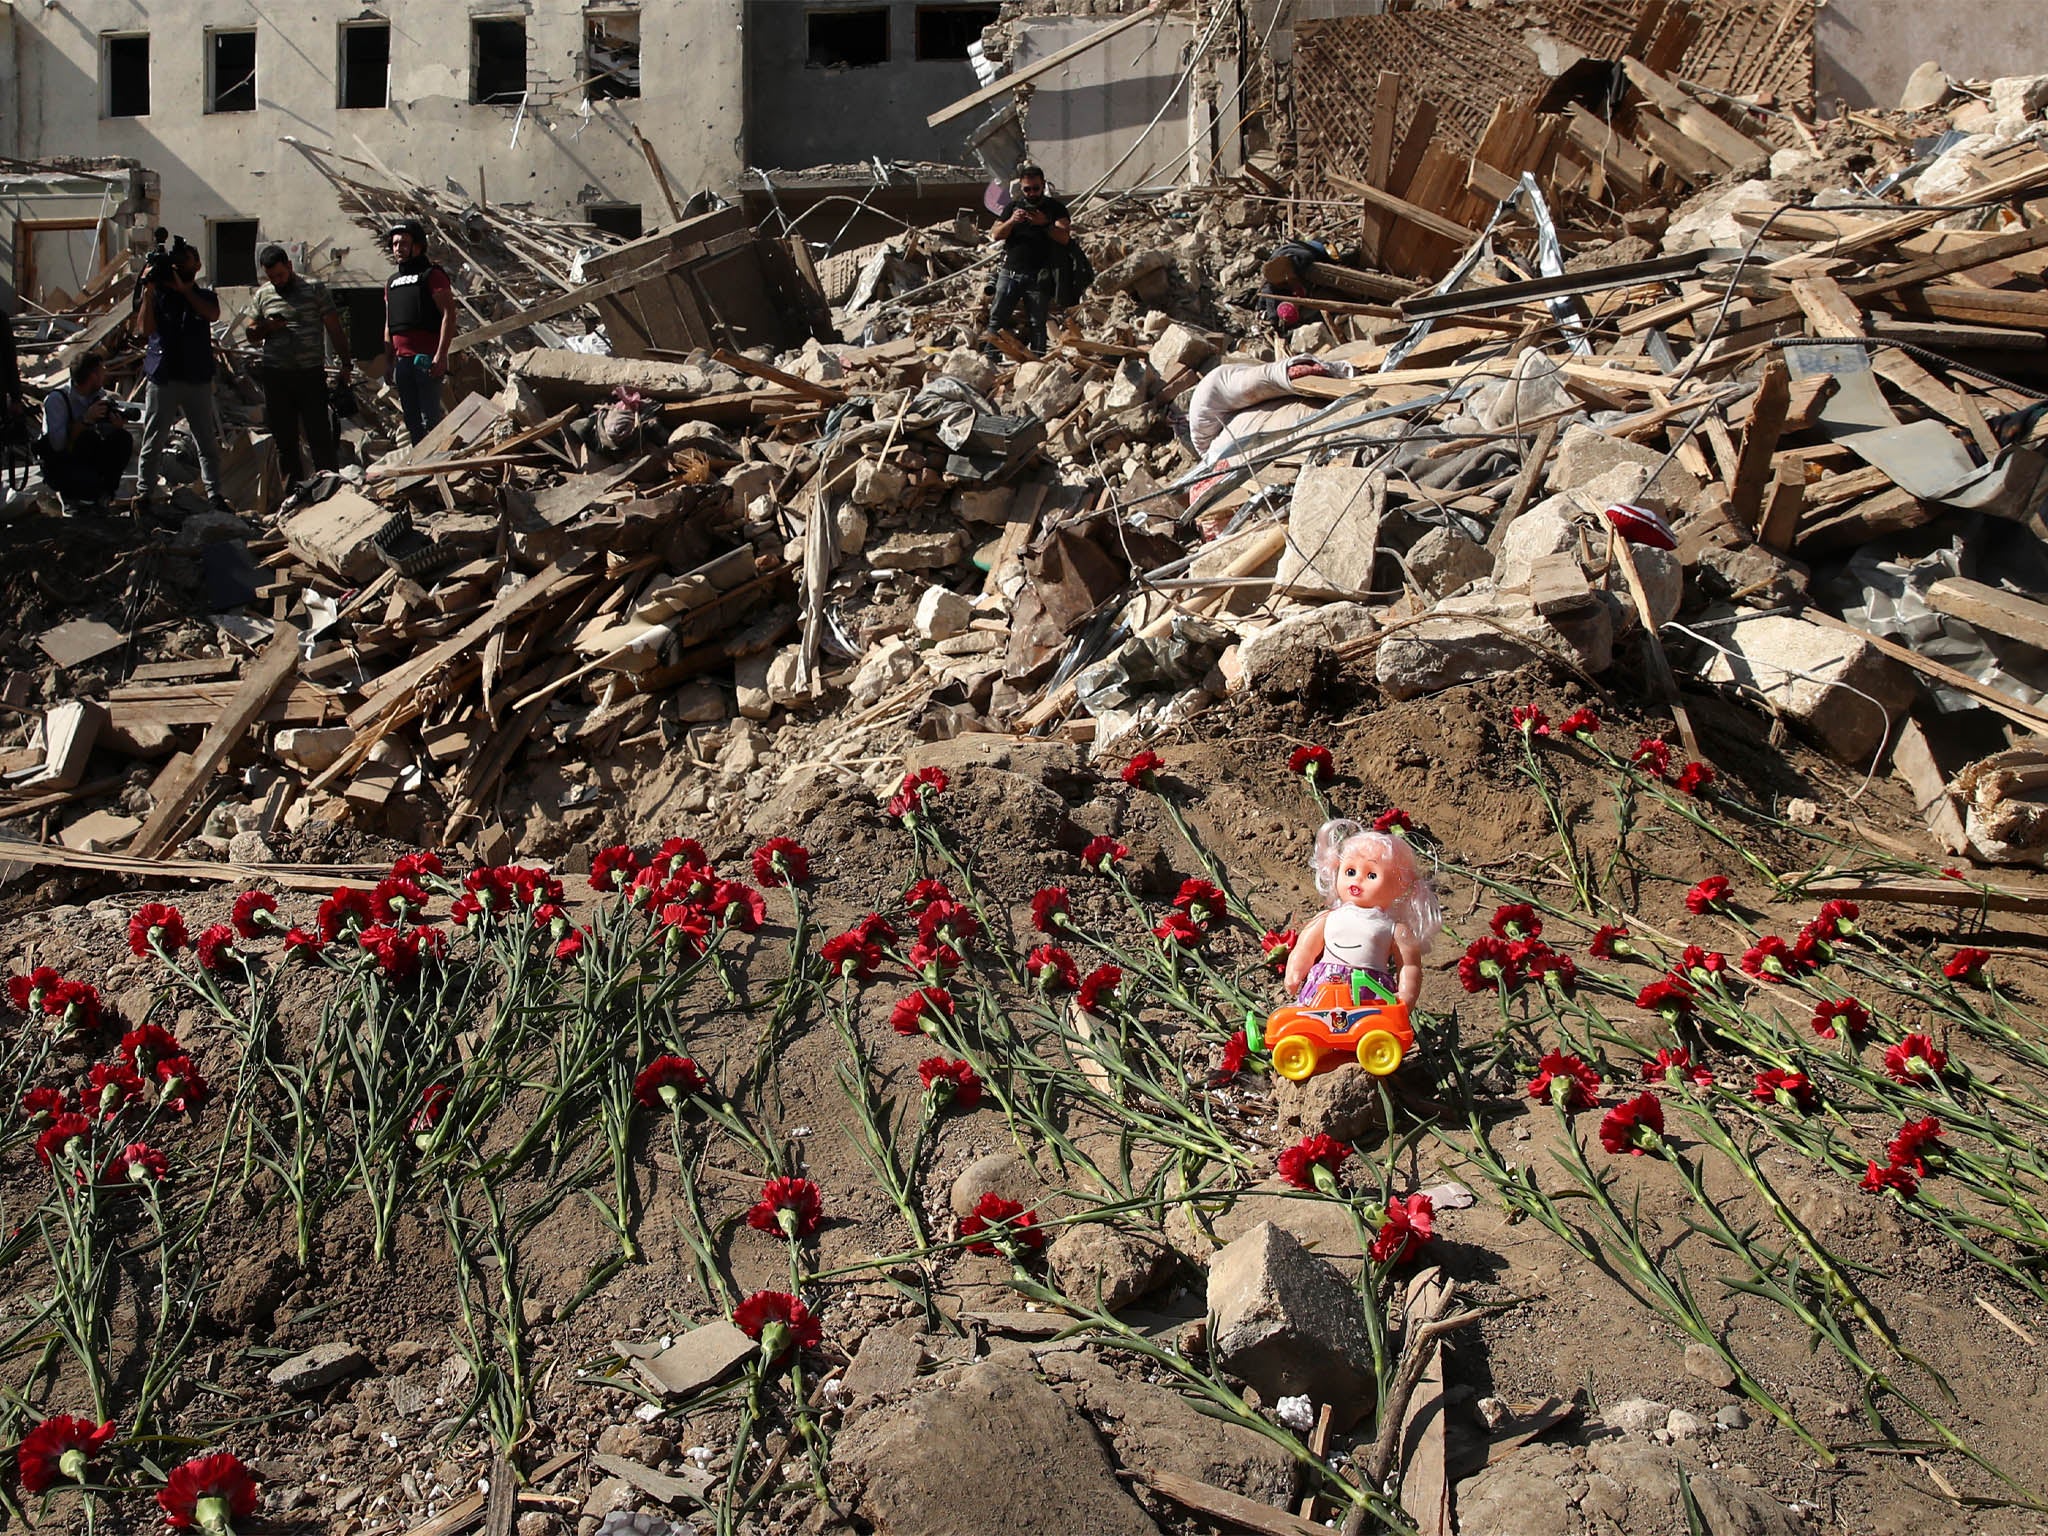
[
  {"xmin": 89, "ymin": 1061, "xmax": 145, "ymax": 1121},
  {"xmin": 1883, "ymin": 1033, "xmax": 1947, "ymax": 1084},
  {"xmin": 1121, "ymin": 750, "xmax": 1165, "ymax": 787},
  {"xmin": 1631, "ymin": 738, "xmax": 1673, "ymax": 779},
  {"xmin": 408, "ymin": 1084, "xmax": 453, "ymax": 1143},
  {"xmin": 1887, "ymin": 1115, "xmax": 1944, "ymax": 1177},
  {"xmin": 1457, "ymin": 936, "xmax": 1521, "ymax": 993},
  {"xmin": 1642, "ymin": 1047, "xmax": 1712, "ymax": 1090},
  {"xmin": 1288, "ymin": 744, "xmax": 1335, "ymax": 780},
  {"xmin": 1557, "ymin": 707, "xmax": 1600, "ymax": 738},
  {"xmin": 958, "ymin": 1191, "xmax": 1044, "ymax": 1254},
  {"xmin": 1676, "ymin": 761, "xmax": 1715, "ymax": 797},
  {"xmin": 918, "ymin": 1057, "xmax": 982, "ymax": 1111},
  {"xmin": 848, "ymin": 912, "xmax": 897, "ymax": 947},
  {"xmin": 1490, "ymin": 903, "xmax": 1541, "ymax": 941},
  {"xmin": 389, "ymin": 851, "xmax": 445, "ymax": 883},
  {"xmin": 1599, "ymin": 1091, "xmax": 1666, "ymax": 1157},
  {"xmin": 589, "ymin": 844, "xmax": 641, "ymax": 893},
  {"xmin": 1260, "ymin": 929, "xmax": 1297, "ymax": 969},
  {"xmin": 1277, "ymin": 1133, "xmax": 1351, "ymax": 1192},
  {"xmin": 1589, "ymin": 924, "xmax": 1635, "ymax": 960},
  {"xmin": 1153, "ymin": 911, "xmax": 1205, "ymax": 949},
  {"xmin": 1372, "ymin": 807, "xmax": 1414, "ymax": 835},
  {"xmin": 1635, "ymin": 977, "xmax": 1695, "ymax": 1022},
  {"xmin": 890, "ymin": 987, "xmax": 955, "ymax": 1036},
  {"xmin": 194, "ymin": 924, "xmax": 239, "ymax": 973},
  {"xmin": 1369, "ymin": 1192, "xmax": 1435, "ymax": 1265},
  {"xmin": 1944, "ymin": 947, "xmax": 1989, "ymax": 985},
  {"xmin": 751, "ymin": 837, "xmax": 809, "ymax": 888},
  {"xmin": 1809, "ymin": 997, "xmax": 1869, "ymax": 1041},
  {"xmin": 1684, "ymin": 876, "xmax": 1731, "ymax": 916},
  {"xmin": 1524, "ymin": 946, "xmax": 1577, "ymax": 993},
  {"xmin": 1752, "ymin": 1068, "xmax": 1815, "ymax": 1112},
  {"xmin": 17, "ymin": 1414, "xmax": 117, "ymax": 1494},
  {"xmin": 159, "ymin": 1450, "xmax": 261, "ymax": 1531},
  {"xmin": 1029, "ymin": 886, "xmax": 1072, "ymax": 933},
  {"xmin": 1077, "ymin": 965, "xmax": 1122, "ymax": 1013},
  {"xmin": 127, "ymin": 902, "xmax": 188, "ymax": 958},
  {"xmin": 1173, "ymin": 879, "xmax": 1228, "ymax": 924},
  {"xmin": 118, "ymin": 1024, "xmax": 183, "ymax": 1076},
  {"xmin": 1025, "ymin": 944, "xmax": 1080, "ymax": 993},
  {"xmin": 1217, "ymin": 1030, "xmax": 1250, "ymax": 1079},
  {"xmin": 155, "ymin": 1056, "xmax": 208, "ymax": 1114},
  {"xmin": 731, "ymin": 1290, "xmax": 823, "ymax": 1363},
  {"xmin": 633, "ymin": 1056, "xmax": 709, "ymax": 1111},
  {"xmin": 1510, "ymin": 704, "xmax": 1550, "ymax": 737},
  {"xmin": 902, "ymin": 878, "xmax": 952, "ymax": 912},
  {"xmin": 916, "ymin": 899, "xmax": 979, "ymax": 948},
  {"xmin": 38, "ymin": 979, "xmax": 100, "ymax": 1037},
  {"xmin": 281, "ymin": 925, "xmax": 326, "ymax": 959},
  {"xmin": 106, "ymin": 1141, "xmax": 169, "ymax": 1186},
  {"xmin": 1815, "ymin": 898, "xmax": 1861, "ymax": 936},
  {"xmin": 648, "ymin": 836, "xmax": 707, "ymax": 878},
  {"xmin": 22, "ymin": 1086, "xmax": 67, "ymax": 1126},
  {"xmin": 1080, "ymin": 835, "xmax": 1129, "ymax": 873},
  {"xmin": 1739, "ymin": 935, "xmax": 1801, "ymax": 983},
  {"xmin": 370, "ymin": 876, "xmax": 430, "ymax": 922},
  {"xmin": 821, "ymin": 931, "xmax": 883, "ymax": 981},
  {"xmin": 230, "ymin": 891, "xmax": 280, "ymax": 939},
  {"xmin": 1680, "ymin": 945, "xmax": 1726, "ymax": 983},
  {"xmin": 34, "ymin": 1112, "xmax": 92, "ymax": 1169},
  {"xmin": 888, "ymin": 766, "xmax": 949, "ymax": 820},
  {"xmin": 707, "ymin": 881, "xmax": 765, "ymax": 935},
  {"xmin": 316, "ymin": 887, "xmax": 376, "ymax": 942},
  {"xmin": 1527, "ymin": 1051, "xmax": 1599, "ymax": 1114},
  {"xmin": 6, "ymin": 965, "xmax": 60, "ymax": 1013},
  {"xmin": 906, "ymin": 939, "xmax": 962, "ymax": 981},
  {"xmin": 747, "ymin": 1176, "xmax": 824, "ymax": 1240},
  {"xmin": 1860, "ymin": 1160, "xmax": 1917, "ymax": 1197}
]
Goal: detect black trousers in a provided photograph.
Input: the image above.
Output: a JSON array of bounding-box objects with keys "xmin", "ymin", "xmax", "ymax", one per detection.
[
  {"xmin": 989, "ymin": 267, "xmax": 1053, "ymax": 353},
  {"xmin": 43, "ymin": 424, "xmax": 132, "ymax": 501},
  {"xmin": 260, "ymin": 366, "xmax": 339, "ymax": 483}
]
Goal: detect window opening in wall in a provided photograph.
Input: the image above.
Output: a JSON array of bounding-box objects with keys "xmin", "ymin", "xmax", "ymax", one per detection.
[
  {"xmin": 332, "ymin": 288, "xmax": 388, "ymax": 362},
  {"xmin": 341, "ymin": 22, "xmax": 391, "ymax": 109},
  {"xmin": 473, "ymin": 18, "xmax": 528, "ymax": 104},
  {"xmin": 586, "ymin": 204, "xmax": 643, "ymax": 241},
  {"xmin": 585, "ymin": 10, "xmax": 640, "ymax": 99},
  {"xmin": 208, "ymin": 29, "xmax": 257, "ymax": 113},
  {"xmin": 104, "ymin": 34, "xmax": 151, "ymax": 118},
  {"xmin": 915, "ymin": 6, "xmax": 998, "ymax": 62},
  {"xmin": 211, "ymin": 220, "xmax": 261, "ymax": 288},
  {"xmin": 807, "ymin": 8, "xmax": 889, "ymax": 69}
]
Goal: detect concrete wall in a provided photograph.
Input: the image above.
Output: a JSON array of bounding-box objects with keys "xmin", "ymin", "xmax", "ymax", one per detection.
[
  {"xmin": 3, "ymin": 0, "xmax": 747, "ymax": 290},
  {"xmin": 1815, "ymin": 0, "xmax": 2048, "ymax": 110},
  {"xmin": 1011, "ymin": 15, "xmax": 1194, "ymax": 193},
  {"xmin": 744, "ymin": 1, "xmax": 994, "ymax": 169}
]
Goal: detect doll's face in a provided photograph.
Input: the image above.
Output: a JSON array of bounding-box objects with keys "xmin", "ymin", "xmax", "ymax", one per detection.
[{"xmin": 1337, "ymin": 845, "xmax": 1406, "ymax": 908}]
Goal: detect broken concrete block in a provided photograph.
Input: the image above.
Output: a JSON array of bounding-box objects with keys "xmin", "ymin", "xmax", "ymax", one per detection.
[
  {"xmin": 1104, "ymin": 358, "xmax": 1151, "ymax": 413},
  {"xmin": 913, "ymin": 585, "xmax": 973, "ymax": 642},
  {"xmin": 1236, "ymin": 602, "xmax": 1377, "ymax": 692},
  {"xmin": 1406, "ymin": 524, "xmax": 1492, "ymax": 598},
  {"xmin": 59, "ymin": 810, "xmax": 141, "ymax": 853},
  {"xmin": 868, "ymin": 530, "xmax": 970, "ymax": 572},
  {"xmin": 937, "ymin": 347, "xmax": 998, "ymax": 395},
  {"xmin": 1014, "ymin": 361, "xmax": 1084, "ymax": 422},
  {"xmin": 633, "ymin": 1320, "xmax": 756, "ymax": 1397},
  {"xmin": 834, "ymin": 500, "xmax": 870, "ymax": 559},
  {"xmin": 1286, "ymin": 320, "xmax": 1333, "ymax": 353},
  {"xmin": 1479, "ymin": 349, "xmax": 1572, "ymax": 430},
  {"xmin": 853, "ymin": 459, "xmax": 909, "ymax": 509},
  {"xmin": 1550, "ymin": 424, "xmax": 1705, "ymax": 514},
  {"xmin": 503, "ymin": 348, "xmax": 715, "ymax": 405},
  {"xmin": 1498, "ymin": 494, "xmax": 1680, "ymax": 630},
  {"xmin": 267, "ymin": 1341, "xmax": 368, "ymax": 1394},
  {"xmin": 733, "ymin": 652, "xmax": 775, "ymax": 721},
  {"xmin": 1147, "ymin": 322, "xmax": 1217, "ymax": 377},
  {"xmin": 273, "ymin": 726, "xmax": 355, "ymax": 775},
  {"xmin": 1207, "ymin": 1221, "xmax": 1377, "ymax": 1428},
  {"xmin": 765, "ymin": 645, "xmax": 809, "ymax": 709},
  {"xmin": 1047, "ymin": 1223, "xmax": 1174, "ymax": 1313},
  {"xmin": 787, "ymin": 338, "xmax": 844, "ymax": 383},
  {"xmin": 1898, "ymin": 61, "xmax": 1952, "ymax": 112},
  {"xmin": 1094, "ymin": 248, "xmax": 1172, "ymax": 296},
  {"xmin": 850, "ymin": 637, "xmax": 920, "ymax": 706},
  {"xmin": 284, "ymin": 490, "xmax": 393, "ymax": 584},
  {"xmin": 841, "ymin": 1324, "xmax": 924, "ymax": 1405},
  {"xmin": 1276, "ymin": 464, "xmax": 1385, "ymax": 594},
  {"xmin": 1698, "ymin": 613, "xmax": 1916, "ymax": 764},
  {"xmin": 1376, "ymin": 606, "xmax": 1576, "ymax": 701},
  {"xmin": 1990, "ymin": 74, "xmax": 2048, "ymax": 123},
  {"xmin": 670, "ymin": 679, "xmax": 728, "ymax": 724},
  {"xmin": 954, "ymin": 486, "xmax": 1014, "ymax": 526}
]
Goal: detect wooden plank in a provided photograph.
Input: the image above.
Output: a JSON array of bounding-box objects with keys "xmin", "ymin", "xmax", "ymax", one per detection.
[
  {"xmin": 711, "ymin": 347, "xmax": 847, "ymax": 405},
  {"xmin": 1819, "ymin": 161, "xmax": 2048, "ymax": 259},
  {"xmin": 1791, "ymin": 274, "xmax": 1867, "ymax": 337},
  {"xmin": 1489, "ymin": 419, "xmax": 1559, "ymax": 554},
  {"xmin": 1802, "ymin": 607, "xmax": 2048, "ymax": 738},
  {"xmin": 129, "ymin": 624, "xmax": 303, "ymax": 860},
  {"xmin": 1798, "ymin": 874, "xmax": 2048, "ymax": 915},
  {"xmin": 1727, "ymin": 357, "xmax": 1790, "ymax": 532},
  {"xmin": 1758, "ymin": 456, "xmax": 1807, "ymax": 553},
  {"xmin": 1361, "ymin": 69, "xmax": 1404, "ymax": 261},
  {"xmin": 1870, "ymin": 348, "xmax": 2001, "ymax": 454},
  {"xmin": 1892, "ymin": 717, "xmax": 1971, "ymax": 856},
  {"xmin": 1562, "ymin": 104, "xmax": 1653, "ymax": 197},
  {"xmin": 1141, "ymin": 1469, "xmax": 1333, "ymax": 1536},
  {"xmin": 449, "ymin": 255, "xmax": 683, "ymax": 354},
  {"xmin": 1329, "ymin": 172, "xmax": 1480, "ymax": 248},
  {"xmin": 1632, "ymin": 109, "xmax": 1724, "ymax": 185},
  {"xmin": 926, "ymin": 2, "xmax": 1164, "ymax": 126},
  {"xmin": 1797, "ymin": 486, "xmax": 1936, "ymax": 552},
  {"xmin": 1925, "ymin": 577, "xmax": 2048, "ymax": 650},
  {"xmin": 1621, "ymin": 57, "xmax": 1768, "ymax": 171},
  {"xmin": 127, "ymin": 657, "xmax": 240, "ymax": 684}
]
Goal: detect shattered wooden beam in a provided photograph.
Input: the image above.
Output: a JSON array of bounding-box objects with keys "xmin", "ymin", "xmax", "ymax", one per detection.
[
  {"xmin": 1798, "ymin": 875, "xmax": 2048, "ymax": 915},
  {"xmin": 927, "ymin": 2, "xmax": 1163, "ymax": 126},
  {"xmin": 1925, "ymin": 578, "xmax": 2048, "ymax": 650},
  {"xmin": 1330, "ymin": 173, "xmax": 1481, "ymax": 247},
  {"xmin": 449, "ymin": 255, "xmax": 685, "ymax": 354}
]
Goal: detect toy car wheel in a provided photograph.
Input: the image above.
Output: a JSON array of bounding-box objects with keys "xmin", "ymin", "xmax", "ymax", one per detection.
[
  {"xmin": 1356, "ymin": 1029, "xmax": 1403, "ymax": 1076},
  {"xmin": 1271, "ymin": 1036, "xmax": 1320, "ymax": 1081}
]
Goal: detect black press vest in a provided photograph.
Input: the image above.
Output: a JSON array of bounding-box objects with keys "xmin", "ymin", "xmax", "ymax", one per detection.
[{"xmin": 386, "ymin": 262, "xmax": 445, "ymax": 332}]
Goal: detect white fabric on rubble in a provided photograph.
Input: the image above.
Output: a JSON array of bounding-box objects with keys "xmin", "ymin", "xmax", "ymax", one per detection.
[{"xmin": 1187, "ymin": 356, "xmax": 1350, "ymax": 461}]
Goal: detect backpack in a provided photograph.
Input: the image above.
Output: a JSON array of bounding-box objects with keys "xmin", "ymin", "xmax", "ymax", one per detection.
[{"xmin": 1053, "ymin": 240, "xmax": 1096, "ymax": 308}]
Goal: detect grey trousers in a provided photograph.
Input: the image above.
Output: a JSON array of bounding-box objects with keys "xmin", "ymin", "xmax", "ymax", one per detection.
[{"xmin": 138, "ymin": 376, "xmax": 223, "ymax": 496}]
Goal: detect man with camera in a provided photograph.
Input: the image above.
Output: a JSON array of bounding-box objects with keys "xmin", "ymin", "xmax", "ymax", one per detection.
[
  {"xmin": 248, "ymin": 245, "xmax": 352, "ymax": 492},
  {"xmin": 135, "ymin": 234, "xmax": 231, "ymax": 516},
  {"xmin": 383, "ymin": 220, "xmax": 458, "ymax": 447},
  {"xmin": 39, "ymin": 353, "xmax": 134, "ymax": 513},
  {"xmin": 986, "ymin": 161, "xmax": 1072, "ymax": 355}
]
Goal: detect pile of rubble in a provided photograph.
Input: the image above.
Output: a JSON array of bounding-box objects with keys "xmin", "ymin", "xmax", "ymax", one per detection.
[{"xmin": 6, "ymin": 40, "xmax": 2048, "ymax": 876}]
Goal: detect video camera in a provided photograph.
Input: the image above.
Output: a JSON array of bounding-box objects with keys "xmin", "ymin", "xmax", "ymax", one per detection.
[{"xmin": 142, "ymin": 228, "xmax": 195, "ymax": 286}]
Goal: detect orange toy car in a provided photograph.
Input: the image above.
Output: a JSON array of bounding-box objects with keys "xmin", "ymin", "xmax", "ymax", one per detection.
[{"xmin": 1260, "ymin": 971, "xmax": 1414, "ymax": 1081}]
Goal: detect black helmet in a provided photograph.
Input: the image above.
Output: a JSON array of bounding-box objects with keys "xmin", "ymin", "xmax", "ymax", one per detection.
[{"xmin": 385, "ymin": 218, "xmax": 428, "ymax": 249}]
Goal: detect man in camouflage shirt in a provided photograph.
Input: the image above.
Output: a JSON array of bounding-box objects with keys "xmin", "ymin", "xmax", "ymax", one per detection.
[{"xmin": 247, "ymin": 245, "xmax": 353, "ymax": 489}]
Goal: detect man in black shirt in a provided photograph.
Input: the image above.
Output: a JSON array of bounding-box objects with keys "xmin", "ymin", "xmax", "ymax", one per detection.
[{"xmin": 986, "ymin": 162, "xmax": 1071, "ymax": 355}]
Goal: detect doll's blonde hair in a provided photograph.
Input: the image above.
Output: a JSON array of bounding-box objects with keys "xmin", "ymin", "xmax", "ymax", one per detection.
[{"xmin": 1311, "ymin": 820, "xmax": 1442, "ymax": 954}]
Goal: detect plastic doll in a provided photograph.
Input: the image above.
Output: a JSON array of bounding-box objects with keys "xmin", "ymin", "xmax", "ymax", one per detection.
[{"xmin": 1283, "ymin": 819, "xmax": 1441, "ymax": 1008}]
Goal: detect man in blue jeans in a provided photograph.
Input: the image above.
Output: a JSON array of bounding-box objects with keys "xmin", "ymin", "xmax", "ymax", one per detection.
[
  {"xmin": 985, "ymin": 162, "xmax": 1071, "ymax": 356},
  {"xmin": 383, "ymin": 219, "xmax": 458, "ymax": 446},
  {"xmin": 135, "ymin": 236, "xmax": 231, "ymax": 516}
]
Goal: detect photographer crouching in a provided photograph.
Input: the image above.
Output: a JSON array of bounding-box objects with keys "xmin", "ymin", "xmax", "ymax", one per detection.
[
  {"xmin": 39, "ymin": 353, "xmax": 135, "ymax": 514},
  {"xmin": 986, "ymin": 161, "xmax": 1072, "ymax": 356},
  {"xmin": 134, "ymin": 233, "xmax": 231, "ymax": 518}
]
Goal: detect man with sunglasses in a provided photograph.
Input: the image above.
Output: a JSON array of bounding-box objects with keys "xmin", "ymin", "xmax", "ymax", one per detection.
[
  {"xmin": 986, "ymin": 161, "xmax": 1071, "ymax": 355},
  {"xmin": 248, "ymin": 245, "xmax": 353, "ymax": 491}
]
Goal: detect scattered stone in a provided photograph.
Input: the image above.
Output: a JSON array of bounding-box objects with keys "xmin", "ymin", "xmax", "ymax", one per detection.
[
  {"xmin": 936, "ymin": 347, "xmax": 998, "ymax": 395},
  {"xmin": 1376, "ymin": 613, "xmax": 1548, "ymax": 700},
  {"xmin": 1015, "ymin": 361, "xmax": 1084, "ymax": 421},
  {"xmin": 1095, "ymin": 248, "xmax": 1172, "ymax": 297},
  {"xmin": 733, "ymin": 651, "xmax": 775, "ymax": 721},
  {"xmin": 1045, "ymin": 1223, "xmax": 1175, "ymax": 1312},
  {"xmin": 849, "ymin": 637, "xmax": 920, "ymax": 706},
  {"xmin": 1605, "ymin": 1396, "xmax": 1671, "ymax": 1435},
  {"xmin": 949, "ymin": 1151, "xmax": 1038, "ymax": 1219},
  {"xmin": 1273, "ymin": 1066, "xmax": 1384, "ymax": 1142},
  {"xmin": 841, "ymin": 1324, "xmax": 924, "ymax": 1405},
  {"xmin": 596, "ymin": 1421, "xmax": 672, "ymax": 1465},
  {"xmin": 273, "ymin": 726, "xmax": 354, "ymax": 774},
  {"xmin": 1207, "ymin": 1221, "xmax": 1377, "ymax": 1428},
  {"xmin": 1898, "ymin": 61, "xmax": 1952, "ymax": 112},
  {"xmin": 1715, "ymin": 1403, "xmax": 1749, "ymax": 1431},
  {"xmin": 1664, "ymin": 1408, "xmax": 1706, "ymax": 1440},
  {"xmin": 831, "ymin": 1363, "xmax": 1159, "ymax": 1536},
  {"xmin": 1406, "ymin": 524, "xmax": 1493, "ymax": 598},
  {"xmin": 853, "ymin": 459, "xmax": 909, "ymax": 509},
  {"xmin": 1549, "ymin": 424, "xmax": 1705, "ymax": 513},
  {"xmin": 1684, "ymin": 1341, "xmax": 1737, "ymax": 1390},
  {"xmin": 913, "ymin": 585, "xmax": 973, "ymax": 642},
  {"xmin": 1148, "ymin": 322, "xmax": 1217, "ymax": 377},
  {"xmin": 1277, "ymin": 463, "xmax": 1385, "ymax": 593},
  {"xmin": 633, "ymin": 1320, "xmax": 758, "ymax": 1397},
  {"xmin": 267, "ymin": 1341, "xmax": 369, "ymax": 1395},
  {"xmin": 1235, "ymin": 602, "xmax": 1377, "ymax": 692},
  {"xmin": 1697, "ymin": 612, "xmax": 1916, "ymax": 763},
  {"xmin": 868, "ymin": 529, "xmax": 970, "ymax": 572},
  {"xmin": 954, "ymin": 486, "xmax": 1014, "ymax": 525}
]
